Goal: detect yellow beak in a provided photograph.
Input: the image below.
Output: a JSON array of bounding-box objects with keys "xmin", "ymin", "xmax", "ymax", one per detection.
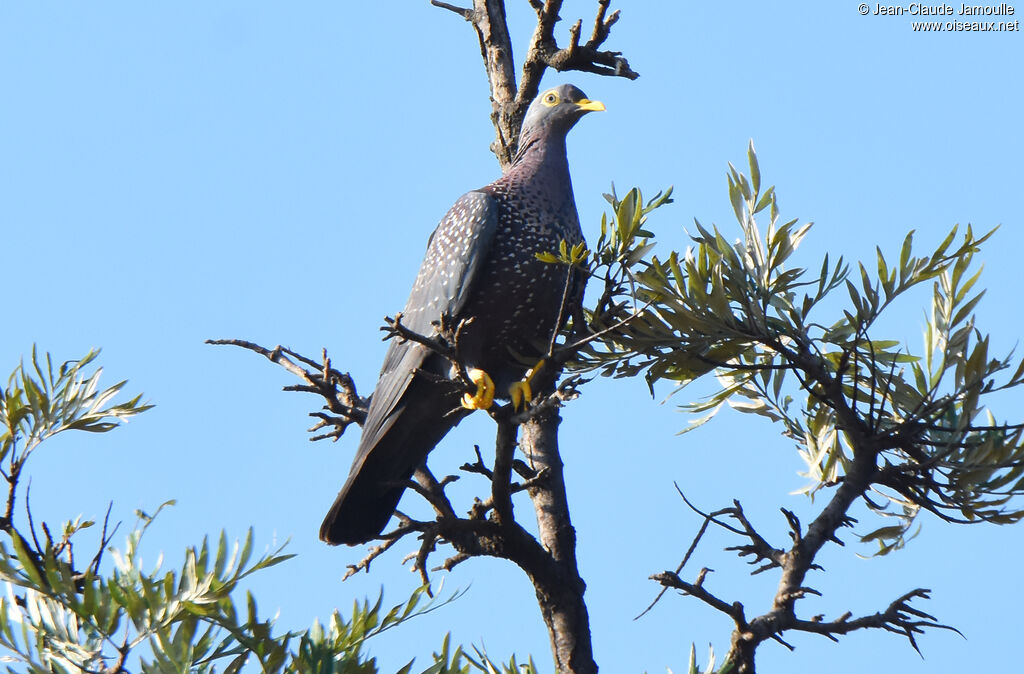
[{"xmin": 576, "ymin": 98, "xmax": 606, "ymax": 113}]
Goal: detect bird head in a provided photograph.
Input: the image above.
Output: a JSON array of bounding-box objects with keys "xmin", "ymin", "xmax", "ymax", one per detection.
[{"xmin": 519, "ymin": 84, "xmax": 605, "ymax": 139}]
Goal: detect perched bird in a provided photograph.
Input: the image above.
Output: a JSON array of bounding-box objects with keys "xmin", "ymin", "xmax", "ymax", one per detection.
[{"xmin": 320, "ymin": 84, "xmax": 604, "ymax": 546}]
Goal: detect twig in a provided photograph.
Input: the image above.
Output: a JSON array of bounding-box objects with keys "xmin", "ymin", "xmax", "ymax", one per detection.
[
  {"xmin": 556, "ymin": 299, "xmax": 657, "ymax": 360},
  {"xmin": 342, "ymin": 535, "xmax": 404, "ymax": 581},
  {"xmin": 547, "ymin": 261, "xmax": 581, "ymax": 358},
  {"xmin": 206, "ymin": 339, "xmax": 368, "ymax": 435},
  {"xmin": 89, "ymin": 502, "xmax": 120, "ymax": 577},
  {"xmin": 430, "ymin": 0, "xmax": 473, "ymax": 20},
  {"xmin": 723, "ymin": 500, "xmax": 787, "ymax": 575},
  {"xmin": 382, "ymin": 312, "xmax": 451, "ymax": 356},
  {"xmin": 636, "ymin": 484, "xmax": 731, "ymax": 619},
  {"xmin": 587, "ymin": 0, "xmax": 619, "ymax": 47},
  {"xmin": 434, "ymin": 551, "xmax": 471, "ymax": 573},
  {"xmin": 25, "ymin": 480, "xmax": 43, "ymax": 555},
  {"xmin": 651, "ymin": 569, "xmax": 746, "ymax": 625},
  {"xmin": 460, "ymin": 445, "xmax": 493, "ymax": 479},
  {"xmin": 409, "ymin": 466, "xmax": 459, "ymax": 520},
  {"xmin": 788, "ymin": 588, "xmax": 961, "ymax": 655}
]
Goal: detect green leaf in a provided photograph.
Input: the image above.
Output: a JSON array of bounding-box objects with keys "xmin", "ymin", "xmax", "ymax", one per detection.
[
  {"xmin": 727, "ymin": 173, "xmax": 744, "ymax": 225},
  {"xmin": 10, "ymin": 535, "xmax": 44, "ymax": 588},
  {"xmin": 753, "ymin": 185, "xmax": 775, "ymax": 214},
  {"xmin": 748, "ymin": 139, "xmax": 760, "ymax": 197}
]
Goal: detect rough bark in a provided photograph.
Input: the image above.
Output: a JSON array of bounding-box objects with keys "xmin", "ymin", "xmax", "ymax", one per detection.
[{"xmin": 520, "ymin": 407, "xmax": 597, "ymax": 674}]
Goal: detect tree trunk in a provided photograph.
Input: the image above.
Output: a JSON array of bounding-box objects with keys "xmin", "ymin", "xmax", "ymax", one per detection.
[{"xmin": 519, "ymin": 407, "xmax": 597, "ymax": 674}]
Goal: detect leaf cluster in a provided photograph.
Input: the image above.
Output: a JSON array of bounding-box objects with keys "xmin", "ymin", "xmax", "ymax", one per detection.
[
  {"xmin": 0, "ymin": 348, "xmax": 152, "ymax": 519},
  {"xmin": 0, "ymin": 349, "xmax": 535, "ymax": 673},
  {"xmin": 571, "ymin": 142, "xmax": 1024, "ymax": 552}
]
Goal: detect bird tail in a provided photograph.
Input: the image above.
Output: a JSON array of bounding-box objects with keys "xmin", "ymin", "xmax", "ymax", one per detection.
[
  {"xmin": 319, "ymin": 378, "xmax": 467, "ymax": 546},
  {"xmin": 319, "ymin": 455, "xmax": 408, "ymax": 546}
]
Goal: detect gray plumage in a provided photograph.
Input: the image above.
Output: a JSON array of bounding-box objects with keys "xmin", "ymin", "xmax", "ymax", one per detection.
[{"xmin": 320, "ymin": 84, "xmax": 603, "ymax": 545}]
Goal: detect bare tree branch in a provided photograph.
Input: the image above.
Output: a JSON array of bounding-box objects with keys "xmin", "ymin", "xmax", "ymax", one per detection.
[
  {"xmin": 787, "ymin": 589, "xmax": 962, "ymax": 654},
  {"xmin": 654, "ymin": 487, "xmax": 953, "ymax": 673},
  {"xmin": 433, "ymin": 0, "xmax": 638, "ymax": 167},
  {"xmin": 651, "ymin": 568, "xmax": 746, "ymax": 625},
  {"xmin": 206, "ymin": 339, "xmax": 367, "ymax": 440}
]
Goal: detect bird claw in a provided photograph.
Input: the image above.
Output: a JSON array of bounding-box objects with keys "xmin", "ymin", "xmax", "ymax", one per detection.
[
  {"xmin": 461, "ymin": 368, "xmax": 496, "ymax": 410},
  {"xmin": 509, "ymin": 359, "xmax": 545, "ymax": 411},
  {"xmin": 509, "ymin": 380, "xmax": 532, "ymax": 411}
]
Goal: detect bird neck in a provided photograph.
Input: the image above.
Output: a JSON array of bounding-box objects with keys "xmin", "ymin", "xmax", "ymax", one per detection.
[{"xmin": 507, "ymin": 132, "xmax": 571, "ymax": 187}]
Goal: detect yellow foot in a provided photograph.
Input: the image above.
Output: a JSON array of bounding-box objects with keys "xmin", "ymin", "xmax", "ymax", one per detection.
[
  {"xmin": 509, "ymin": 380, "xmax": 532, "ymax": 411},
  {"xmin": 461, "ymin": 368, "xmax": 496, "ymax": 410},
  {"xmin": 509, "ymin": 359, "xmax": 546, "ymax": 411}
]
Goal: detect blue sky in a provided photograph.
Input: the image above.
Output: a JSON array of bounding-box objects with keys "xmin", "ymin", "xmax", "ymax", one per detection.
[{"xmin": 1, "ymin": 1, "xmax": 1021, "ymax": 672}]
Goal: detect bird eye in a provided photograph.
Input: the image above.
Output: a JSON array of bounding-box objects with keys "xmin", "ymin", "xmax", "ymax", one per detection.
[{"xmin": 543, "ymin": 91, "xmax": 558, "ymax": 105}]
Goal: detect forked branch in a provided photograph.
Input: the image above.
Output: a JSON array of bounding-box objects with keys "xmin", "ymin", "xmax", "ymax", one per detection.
[
  {"xmin": 432, "ymin": 0, "xmax": 638, "ymax": 167},
  {"xmin": 205, "ymin": 339, "xmax": 367, "ymax": 441},
  {"xmin": 649, "ymin": 489, "xmax": 955, "ymax": 673}
]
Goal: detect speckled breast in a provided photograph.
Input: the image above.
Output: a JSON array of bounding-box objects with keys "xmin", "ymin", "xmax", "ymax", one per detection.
[{"xmin": 455, "ymin": 182, "xmax": 585, "ymax": 392}]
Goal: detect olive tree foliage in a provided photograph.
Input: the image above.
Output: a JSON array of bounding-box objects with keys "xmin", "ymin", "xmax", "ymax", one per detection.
[
  {"xmin": 565, "ymin": 144, "xmax": 1024, "ymax": 671},
  {"xmin": 0, "ymin": 349, "xmax": 529, "ymax": 674}
]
